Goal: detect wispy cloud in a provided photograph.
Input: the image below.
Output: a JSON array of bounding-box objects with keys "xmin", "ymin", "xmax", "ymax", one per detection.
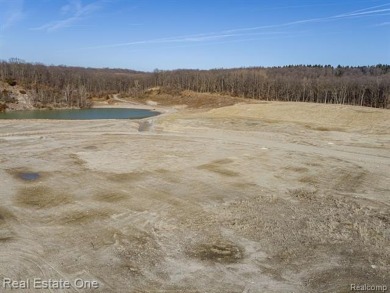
[
  {"xmin": 84, "ymin": 3, "xmax": 390, "ymax": 50},
  {"xmin": 83, "ymin": 31, "xmax": 289, "ymax": 50},
  {"xmin": 0, "ymin": 0, "xmax": 24, "ymax": 31},
  {"xmin": 115, "ymin": 33, "xmax": 311, "ymax": 56},
  {"xmin": 31, "ymin": 0, "xmax": 102, "ymax": 32},
  {"xmin": 224, "ymin": 4, "xmax": 390, "ymax": 33},
  {"xmin": 374, "ymin": 21, "xmax": 390, "ymax": 26}
]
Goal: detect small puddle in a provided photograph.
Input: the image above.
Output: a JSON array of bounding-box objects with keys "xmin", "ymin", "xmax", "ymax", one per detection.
[{"xmin": 18, "ymin": 172, "xmax": 40, "ymax": 181}]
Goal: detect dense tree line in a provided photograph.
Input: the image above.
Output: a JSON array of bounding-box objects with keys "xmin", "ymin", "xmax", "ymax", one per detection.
[
  {"xmin": 0, "ymin": 58, "xmax": 146, "ymax": 108},
  {"xmin": 152, "ymin": 65, "xmax": 390, "ymax": 108},
  {"xmin": 1, "ymin": 58, "xmax": 389, "ymax": 109}
]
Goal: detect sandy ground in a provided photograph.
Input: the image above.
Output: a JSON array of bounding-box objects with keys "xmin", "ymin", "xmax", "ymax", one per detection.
[{"xmin": 0, "ymin": 101, "xmax": 389, "ymax": 292}]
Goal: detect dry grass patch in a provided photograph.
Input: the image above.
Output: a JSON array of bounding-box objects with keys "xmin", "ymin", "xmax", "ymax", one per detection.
[
  {"xmin": 0, "ymin": 207, "xmax": 15, "ymax": 222},
  {"xmin": 0, "ymin": 207, "xmax": 16, "ymax": 241},
  {"xmin": 220, "ymin": 191, "xmax": 390, "ymax": 290},
  {"xmin": 15, "ymin": 186, "xmax": 73, "ymax": 209},
  {"xmin": 305, "ymin": 266, "xmax": 389, "ymax": 293},
  {"xmin": 283, "ymin": 166, "xmax": 309, "ymax": 173},
  {"xmin": 58, "ymin": 209, "xmax": 112, "ymax": 225},
  {"xmin": 334, "ymin": 169, "xmax": 367, "ymax": 192},
  {"xmin": 110, "ymin": 228, "xmax": 164, "ymax": 278},
  {"xmin": 288, "ymin": 188, "xmax": 317, "ymax": 201},
  {"xmin": 299, "ymin": 175, "xmax": 319, "ymax": 185},
  {"xmin": 197, "ymin": 159, "xmax": 239, "ymax": 177},
  {"xmin": 94, "ymin": 191, "xmax": 129, "ymax": 202},
  {"xmin": 69, "ymin": 154, "xmax": 86, "ymax": 166},
  {"xmin": 106, "ymin": 172, "xmax": 147, "ymax": 183},
  {"xmin": 0, "ymin": 228, "xmax": 13, "ymax": 242},
  {"xmin": 188, "ymin": 241, "xmax": 244, "ymax": 264},
  {"xmin": 305, "ymin": 125, "xmax": 344, "ymax": 132}
]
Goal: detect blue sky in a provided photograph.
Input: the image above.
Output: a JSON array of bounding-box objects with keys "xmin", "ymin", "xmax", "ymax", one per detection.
[{"xmin": 0, "ymin": 0, "xmax": 389, "ymax": 71}]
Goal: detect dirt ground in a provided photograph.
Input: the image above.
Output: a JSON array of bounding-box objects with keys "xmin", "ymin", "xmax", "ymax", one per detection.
[{"xmin": 0, "ymin": 100, "xmax": 389, "ymax": 292}]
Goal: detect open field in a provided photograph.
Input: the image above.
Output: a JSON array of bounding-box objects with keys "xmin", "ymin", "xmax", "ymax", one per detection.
[{"xmin": 0, "ymin": 101, "xmax": 389, "ymax": 292}]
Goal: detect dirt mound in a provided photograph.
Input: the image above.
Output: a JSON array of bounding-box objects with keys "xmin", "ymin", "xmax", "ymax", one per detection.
[
  {"xmin": 201, "ymin": 102, "xmax": 390, "ymax": 134},
  {"xmin": 131, "ymin": 88, "xmax": 252, "ymax": 109}
]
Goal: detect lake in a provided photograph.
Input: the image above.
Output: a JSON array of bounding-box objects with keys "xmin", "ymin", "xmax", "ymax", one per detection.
[{"xmin": 0, "ymin": 108, "xmax": 160, "ymax": 120}]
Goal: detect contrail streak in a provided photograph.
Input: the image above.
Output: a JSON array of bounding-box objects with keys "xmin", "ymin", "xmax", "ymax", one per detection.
[{"xmin": 82, "ymin": 4, "xmax": 389, "ymax": 50}]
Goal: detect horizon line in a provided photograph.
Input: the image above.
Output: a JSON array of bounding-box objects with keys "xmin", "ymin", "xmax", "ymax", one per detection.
[{"xmin": 1, "ymin": 58, "xmax": 389, "ymax": 73}]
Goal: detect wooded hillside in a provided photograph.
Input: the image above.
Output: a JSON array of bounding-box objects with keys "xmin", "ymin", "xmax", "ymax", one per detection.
[{"xmin": 1, "ymin": 58, "xmax": 389, "ymax": 109}]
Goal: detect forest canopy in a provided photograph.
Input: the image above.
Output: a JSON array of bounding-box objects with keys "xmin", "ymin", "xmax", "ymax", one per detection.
[{"xmin": 1, "ymin": 58, "xmax": 389, "ymax": 109}]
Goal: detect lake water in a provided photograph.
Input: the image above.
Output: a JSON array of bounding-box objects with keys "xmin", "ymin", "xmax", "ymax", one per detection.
[{"xmin": 0, "ymin": 108, "xmax": 160, "ymax": 120}]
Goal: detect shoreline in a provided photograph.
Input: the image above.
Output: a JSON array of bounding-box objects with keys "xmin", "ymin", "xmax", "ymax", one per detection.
[
  {"xmin": 91, "ymin": 100, "xmax": 176, "ymax": 116},
  {"xmin": 0, "ymin": 100, "xmax": 177, "ymax": 121}
]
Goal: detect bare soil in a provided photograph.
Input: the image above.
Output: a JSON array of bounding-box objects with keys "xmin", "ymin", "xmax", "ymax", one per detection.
[
  {"xmin": 0, "ymin": 99, "xmax": 389, "ymax": 292},
  {"xmin": 133, "ymin": 87, "xmax": 252, "ymax": 109}
]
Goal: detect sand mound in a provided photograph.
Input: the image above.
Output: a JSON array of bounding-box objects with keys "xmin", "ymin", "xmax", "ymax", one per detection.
[{"xmin": 203, "ymin": 102, "xmax": 390, "ymax": 133}]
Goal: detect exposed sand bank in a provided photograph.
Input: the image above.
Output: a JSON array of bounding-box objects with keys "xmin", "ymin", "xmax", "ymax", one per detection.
[{"xmin": 0, "ymin": 101, "xmax": 389, "ymax": 292}]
